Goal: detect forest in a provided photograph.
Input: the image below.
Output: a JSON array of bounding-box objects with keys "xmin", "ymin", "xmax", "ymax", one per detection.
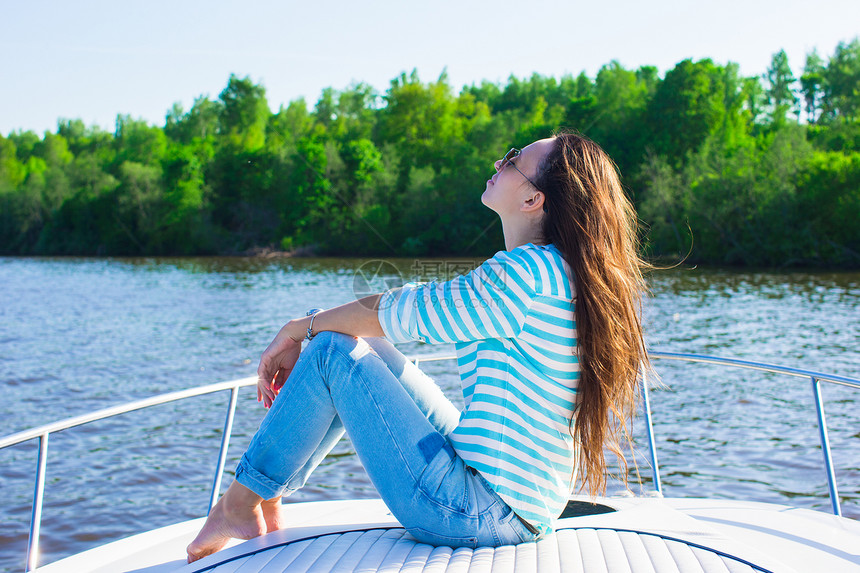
[{"xmin": 1, "ymin": 40, "xmax": 858, "ymax": 266}]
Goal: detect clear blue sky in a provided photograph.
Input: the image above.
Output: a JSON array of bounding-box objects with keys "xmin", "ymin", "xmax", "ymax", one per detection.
[{"xmin": 2, "ymin": 0, "xmax": 858, "ymax": 136}]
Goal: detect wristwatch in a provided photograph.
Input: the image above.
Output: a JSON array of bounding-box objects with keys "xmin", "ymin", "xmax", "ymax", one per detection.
[{"xmin": 305, "ymin": 308, "xmax": 323, "ymax": 341}]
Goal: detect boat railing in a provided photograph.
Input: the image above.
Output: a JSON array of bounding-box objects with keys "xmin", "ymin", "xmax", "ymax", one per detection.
[
  {"xmin": 1, "ymin": 351, "xmax": 858, "ymax": 572},
  {"xmin": 0, "ymin": 377, "xmax": 255, "ymax": 572}
]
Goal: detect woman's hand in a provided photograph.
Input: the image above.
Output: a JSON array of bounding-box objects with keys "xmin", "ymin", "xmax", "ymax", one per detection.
[
  {"xmin": 256, "ymin": 322, "xmax": 303, "ymax": 409},
  {"xmin": 255, "ymin": 299, "xmax": 384, "ymax": 408}
]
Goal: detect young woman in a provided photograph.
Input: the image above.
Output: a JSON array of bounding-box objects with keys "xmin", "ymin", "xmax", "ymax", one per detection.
[{"xmin": 187, "ymin": 133, "xmax": 648, "ymax": 563}]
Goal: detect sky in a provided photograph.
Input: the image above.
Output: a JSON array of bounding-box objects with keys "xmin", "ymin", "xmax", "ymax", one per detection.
[{"xmin": 2, "ymin": 0, "xmax": 859, "ymax": 136}]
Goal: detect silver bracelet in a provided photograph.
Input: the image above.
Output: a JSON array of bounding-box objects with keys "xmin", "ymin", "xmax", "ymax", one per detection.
[{"xmin": 305, "ymin": 308, "xmax": 323, "ymax": 341}]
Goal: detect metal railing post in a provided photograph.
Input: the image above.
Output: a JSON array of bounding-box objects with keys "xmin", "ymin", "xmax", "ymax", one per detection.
[
  {"xmin": 209, "ymin": 386, "xmax": 240, "ymax": 513},
  {"xmin": 640, "ymin": 371, "xmax": 662, "ymax": 495},
  {"xmin": 811, "ymin": 377, "xmax": 841, "ymax": 516},
  {"xmin": 26, "ymin": 432, "xmax": 49, "ymax": 572}
]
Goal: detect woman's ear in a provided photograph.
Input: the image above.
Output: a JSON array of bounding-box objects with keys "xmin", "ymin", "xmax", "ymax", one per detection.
[{"xmin": 522, "ymin": 192, "xmax": 545, "ymax": 214}]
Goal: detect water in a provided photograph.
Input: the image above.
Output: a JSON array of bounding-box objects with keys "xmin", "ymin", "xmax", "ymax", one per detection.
[{"xmin": 0, "ymin": 257, "xmax": 857, "ymax": 572}]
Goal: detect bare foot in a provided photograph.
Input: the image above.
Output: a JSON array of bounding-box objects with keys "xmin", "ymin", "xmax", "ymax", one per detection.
[
  {"xmin": 186, "ymin": 482, "xmax": 267, "ymax": 563},
  {"xmin": 261, "ymin": 496, "xmax": 287, "ymax": 532}
]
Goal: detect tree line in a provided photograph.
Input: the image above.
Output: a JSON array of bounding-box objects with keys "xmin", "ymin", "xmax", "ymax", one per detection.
[{"xmin": 1, "ymin": 39, "xmax": 859, "ymax": 266}]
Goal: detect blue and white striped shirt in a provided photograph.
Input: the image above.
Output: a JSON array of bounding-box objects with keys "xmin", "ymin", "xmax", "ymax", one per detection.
[{"xmin": 378, "ymin": 242, "xmax": 579, "ymax": 534}]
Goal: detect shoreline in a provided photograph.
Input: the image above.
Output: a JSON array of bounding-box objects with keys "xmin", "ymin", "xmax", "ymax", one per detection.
[{"xmin": 1, "ymin": 253, "xmax": 859, "ymax": 273}]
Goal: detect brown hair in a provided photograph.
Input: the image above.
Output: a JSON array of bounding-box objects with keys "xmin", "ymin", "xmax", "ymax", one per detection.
[{"xmin": 533, "ymin": 131, "xmax": 649, "ymax": 496}]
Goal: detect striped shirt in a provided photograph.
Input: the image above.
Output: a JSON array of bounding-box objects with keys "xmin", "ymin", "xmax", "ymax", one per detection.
[{"xmin": 378, "ymin": 242, "xmax": 579, "ymax": 534}]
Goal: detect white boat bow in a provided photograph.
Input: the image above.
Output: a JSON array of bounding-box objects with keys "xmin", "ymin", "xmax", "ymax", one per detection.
[
  {"xmin": 32, "ymin": 496, "xmax": 860, "ymax": 572},
  {"xmin": 3, "ymin": 352, "xmax": 858, "ymax": 572}
]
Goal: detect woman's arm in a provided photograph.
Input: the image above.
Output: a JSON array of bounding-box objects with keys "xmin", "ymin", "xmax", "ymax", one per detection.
[
  {"xmin": 256, "ymin": 293, "xmax": 387, "ymax": 408},
  {"xmin": 282, "ymin": 293, "xmax": 386, "ymax": 342},
  {"xmin": 378, "ymin": 250, "xmax": 537, "ymax": 345}
]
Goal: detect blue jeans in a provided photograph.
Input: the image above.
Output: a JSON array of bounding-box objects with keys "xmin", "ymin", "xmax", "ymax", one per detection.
[{"xmin": 235, "ymin": 331, "xmax": 540, "ymax": 548}]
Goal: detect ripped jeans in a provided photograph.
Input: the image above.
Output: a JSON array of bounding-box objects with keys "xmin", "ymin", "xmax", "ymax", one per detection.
[{"xmin": 234, "ymin": 331, "xmax": 539, "ymax": 548}]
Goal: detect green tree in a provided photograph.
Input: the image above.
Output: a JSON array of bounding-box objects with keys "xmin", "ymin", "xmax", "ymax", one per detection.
[
  {"xmin": 108, "ymin": 161, "xmax": 164, "ymax": 253},
  {"xmin": 267, "ymin": 98, "xmax": 312, "ymax": 150},
  {"xmin": 157, "ymin": 143, "xmax": 210, "ymax": 253},
  {"xmin": 741, "ymin": 76, "xmax": 767, "ymax": 132},
  {"xmin": 796, "ymin": 151, "xmax": 860, "ymax": 263},
  {"xmin": 36, "ymin": 151, "xmax": 118, "ymax": 254},
  {"xmin": 57, "ymin": 119, "xmax": 113, "ymax": 162},
  {"xmin": 801, "ymin": 49, "xmax": 825, "ymax": 123},
  {"xmin": 32, "ymin": 133, "xmax": 74, "ymax": 214},
  {"xmin": 335, "ymin": 83, "xmax": 379, "ymax": 142},
  {"xmin": 8, "ymin": 131, "xmax": 40, "ymax": 164},
  {"xmin": 376, "ymin": 70, "xmax": 459, "ymax": 188},
  {"xmin": 290, "ymin": 137, "xmax": 332, "ymax": 247},
  {"xmin": 647, "ymin": 59, "xmax": 727, "ymax": 166},
  {"xmin": 165, "ymin": 96, "xmax": 221, "ymax": 144},
  {"xmin": 0, "ymin": 135, "xmax": 25, "ymax": 192},
  {"xmin": 114, "ymin": 116, "xmax": 167, "ymax": 166},
  {"xmin": 821, "ymin": 38, "xmax": 860, "ymax": 122},
  {"xmin": 764, "ymin": 49, "xmax": 799, "ymax": 125},
  {"xmin": 712, "ymin": 63, "xmax": 751, "ymax": 151},
  {"xmin": 637, "ymin": 151, "xmax": 688, "ymax": 256},
  {"xmin": 587, "ymin": 62, "xmax": 651, "ymax": 174},
  {"xmin": 218, "ymin": 75, "xmax": 269, "ymax": 151},
  {"xmin": 0, "ymin": 136, "xmax": 31, "ymax": 252},
  {"xmin": 563, "ymin": 72, "xmax": 599, "ymax": 132}
]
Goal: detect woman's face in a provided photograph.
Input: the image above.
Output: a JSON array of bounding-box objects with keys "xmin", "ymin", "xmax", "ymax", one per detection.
[{"xmin": 481, "ymin": 138, "xmax": 554, "ymax": 217}]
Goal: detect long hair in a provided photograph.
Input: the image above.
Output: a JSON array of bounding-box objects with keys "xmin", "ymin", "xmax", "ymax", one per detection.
[{"xmin": 532, "ymin": 131, "xmax": 649, "ymax": 496}]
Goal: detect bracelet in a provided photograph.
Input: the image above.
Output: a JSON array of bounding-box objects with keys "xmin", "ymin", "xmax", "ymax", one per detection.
[{"xmin": 305, "ymin": 308, "xmax": 323, "ymax": 341}]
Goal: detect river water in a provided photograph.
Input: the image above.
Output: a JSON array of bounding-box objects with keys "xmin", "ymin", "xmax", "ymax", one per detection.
[{"xmin": 0, "ymin": 257, "xmax": 857, "ymax": 571}]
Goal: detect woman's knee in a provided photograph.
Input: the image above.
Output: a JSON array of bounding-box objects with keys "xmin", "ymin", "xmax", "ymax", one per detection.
[
  {"xmin": 304, "ymin": 333, "xmax": 404, "ymax": 386},
  {"xmin": 294, "ymin": 332, "xmax": 361, "ymax": 392},
  {"xmin": 304, "ymin": 331, "xmax": 359, "ymax": 358}
]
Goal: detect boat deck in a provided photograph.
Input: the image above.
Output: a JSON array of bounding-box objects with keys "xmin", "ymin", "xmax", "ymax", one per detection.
[{"xmin": 33, "ymin": 497, "xmax": 860, "ymax": 573}]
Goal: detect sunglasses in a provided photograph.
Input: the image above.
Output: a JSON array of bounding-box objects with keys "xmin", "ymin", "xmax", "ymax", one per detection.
[{"xmin": 498, "ymin": 148, "xmax": 541, "ymax": 191}]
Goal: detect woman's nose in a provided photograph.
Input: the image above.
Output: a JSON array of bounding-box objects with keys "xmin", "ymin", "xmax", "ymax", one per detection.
[{"xmin": 494, "ymin": 159, "xmax": 502, "ymax": 172}]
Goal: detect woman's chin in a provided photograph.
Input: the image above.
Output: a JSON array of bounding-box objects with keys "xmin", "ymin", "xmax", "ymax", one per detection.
[{"xmin": 480, "ymin": 190, "xmax": 493, "ymax": 209}]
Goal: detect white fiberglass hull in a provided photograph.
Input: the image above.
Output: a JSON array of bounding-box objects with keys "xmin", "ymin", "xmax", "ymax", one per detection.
[{"xmin": 33, "ymin": 496, "xmax": 860, "ymax": 573}]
